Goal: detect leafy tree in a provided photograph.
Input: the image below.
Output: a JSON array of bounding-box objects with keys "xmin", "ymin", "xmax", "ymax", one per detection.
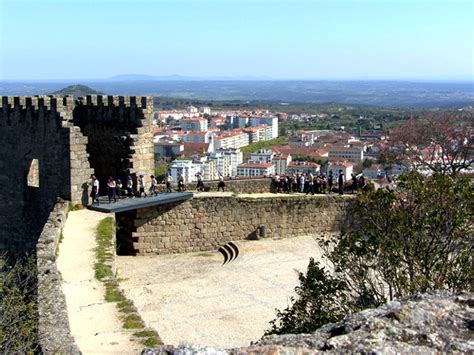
[
  {"xmin": 388, "ymin": 112, "xmax": 473, "ymax": 176},
  {"xmin": 0, "ymin": 254, "xmax": 38, "ymax": 352},
  {"xmin": 266, "ymin": 172, "xmax": 473, "ymax": 335},
  {"xmin": 362, "ymin": 158, "xmax": 373, "ymax": 169}
]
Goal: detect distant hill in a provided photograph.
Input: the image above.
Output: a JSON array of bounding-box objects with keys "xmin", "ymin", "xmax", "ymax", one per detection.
[{"xmin": 51, "ymin": 84, "xmax": 104, "ymax": 97}]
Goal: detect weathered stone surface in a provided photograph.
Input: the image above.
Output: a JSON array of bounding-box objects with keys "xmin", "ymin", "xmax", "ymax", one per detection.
[
  {"xmin": 0, "ymin": 95, "xmax": 153, "ymax": 253},
  {"xmin": 143, "ymin": 292, "xmax": 473, "ymax": 354},
  {"xmin": 254, "ymin": 291, "xmax": 474, "ymax": 354},
  {"xmin": 116, "ymin": 195, "xmax": 354, "ymax": 255},
  {"xmin": 36, "ymin": 199, "xmax": 80, "ymax": 354}
]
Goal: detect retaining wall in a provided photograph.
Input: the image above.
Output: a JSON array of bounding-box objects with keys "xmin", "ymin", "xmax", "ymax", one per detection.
[{"xmin": 116, "ymin": 195, "xmax": 353, "ymax": 255}]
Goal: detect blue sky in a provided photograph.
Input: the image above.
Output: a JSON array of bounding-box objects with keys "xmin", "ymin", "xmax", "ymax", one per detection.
[{"xmin": 0, "ymin": 0, "xmax": 472, "ymax": 80}]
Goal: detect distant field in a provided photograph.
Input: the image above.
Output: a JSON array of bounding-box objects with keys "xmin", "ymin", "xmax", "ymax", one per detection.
[{"xmin": 1, "ymin": 80, "xmax": 472, "ymax": 108}]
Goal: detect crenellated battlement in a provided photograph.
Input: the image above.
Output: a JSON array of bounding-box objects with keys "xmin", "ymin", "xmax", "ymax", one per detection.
[
  {"xmin": 0, "ymin": 95, "xmax": 153, "ymax": 111},
  {"xmin": 0, "ymin": 95, "xmax": 75, "ymax": 112},
  {"xmin": 75, "ymin": 95, "xmax": 153, "ymax": 111}
]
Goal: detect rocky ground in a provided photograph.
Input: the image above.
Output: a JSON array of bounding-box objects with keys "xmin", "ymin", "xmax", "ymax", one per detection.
[{"xmin": 143, "ymin": 291, "xmax": 473, "ymax": 354}]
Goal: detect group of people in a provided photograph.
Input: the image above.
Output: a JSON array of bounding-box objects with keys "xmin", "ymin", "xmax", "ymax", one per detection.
[
  {"xmin": 88, "ymin": 169, "xmax": 368, "ymax": 204},
  {"xmin": 89, "ymin": 173, "xmax": 176, "ymax": 204},
  {"xmin": 271, "ymin": 170, "xmax": 368, "ymax": 195}
]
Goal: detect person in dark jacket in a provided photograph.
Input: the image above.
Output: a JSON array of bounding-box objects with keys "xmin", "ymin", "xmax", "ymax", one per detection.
[
  {"xmin": 328, "ymin": 171, "xmax": 334, "ymax": 193},
  {"xmin": 338, "ymin": 170, "xmax": 345, "ymax": 195}
]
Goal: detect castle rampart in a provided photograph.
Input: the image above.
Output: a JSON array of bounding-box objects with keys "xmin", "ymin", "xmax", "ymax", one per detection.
[
  {"xmin": 0, "ymin": 95, "xmax": 153, "ymax": 254},
  {"xmin": 116, "ymin": 194, "xmax": 353, "ymax": 255}
]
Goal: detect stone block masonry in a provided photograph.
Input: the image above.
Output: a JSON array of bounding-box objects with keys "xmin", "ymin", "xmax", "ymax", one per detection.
[
  {"xmin": 116, "ymin": 195, "xmax": 353, "ymax": 255},
  {"xmin": 0, "ymin": 95, "xmax": 153, "ymax": 254},
  {"xmin": 156, "ymin": 178, "xmax": 273, "ymax": 194}
]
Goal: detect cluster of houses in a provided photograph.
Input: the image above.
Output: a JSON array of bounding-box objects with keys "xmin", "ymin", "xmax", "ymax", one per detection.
[
  {"xmin": 154, "ymin": 107, "xmax": 279, "ymax": 158},
  {"xmin": 153, "ymin": 107, "xmax": 411, "ymax": 184}
]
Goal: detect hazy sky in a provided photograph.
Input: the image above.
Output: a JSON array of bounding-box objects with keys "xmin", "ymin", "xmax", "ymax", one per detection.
[{"xmin": 0, "ymin": 0, "xmax": 472, "ymax": 80}]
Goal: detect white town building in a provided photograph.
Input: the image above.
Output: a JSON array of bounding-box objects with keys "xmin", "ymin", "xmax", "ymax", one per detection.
[
  {"xmin": 237, "ymin": 163, "xmax": 275, "ymax": 177},
  {"xmin": 328, "ymin": 146, "xmax": 364, "ymax": 162},
  {"xmin": 327, "ymin": 162, "xmax": 354, "ymax": 181}
]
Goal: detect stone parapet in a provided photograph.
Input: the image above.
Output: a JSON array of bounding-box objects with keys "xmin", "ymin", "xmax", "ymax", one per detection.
[
  {"xmin": 156, "ymin": 178, "xmax": 274, "ymax": 194},
  {"xmin": 36, "ymin": 199, "xmax": 80, "ymax": 354},
  {"xmin": 116, "ymin": 194, "xmax": 354, "ymax": 255}
]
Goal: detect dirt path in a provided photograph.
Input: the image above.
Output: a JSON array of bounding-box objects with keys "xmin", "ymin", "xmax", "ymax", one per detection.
[{"xmin": 57, "ymin": 209, "xmax": 140, "ymax": 355}]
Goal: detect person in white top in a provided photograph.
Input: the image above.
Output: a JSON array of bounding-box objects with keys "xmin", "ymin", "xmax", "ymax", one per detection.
[
  {"xmin": 165, "ymin": 174, "xmax": 173, "ymax": 193},
  {"xmin": 218, "ymin": 173, "xmax": 226, "ymax": 192},
  {"xmin": 107, "ymin": 176, "xmax": 117, "ymax": 203},
  {"xmin": 138, "ymin": 174, "xmax": 147, "ymax": 197},
  {"xmin": 90, "ymin": 174, "xmax": 99, "ymax": 204},
  {"xmin": 149, "ymin": 175, "xmax": 158, "ymax": 196}
]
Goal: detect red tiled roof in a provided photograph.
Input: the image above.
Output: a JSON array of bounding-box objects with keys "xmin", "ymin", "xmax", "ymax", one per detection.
[
  {"xmin": 182, "ymin": 143, "xmax": 209, "ymax": 155},
  {"xmin": 329, "ymin": 162, "xmax": 354, "ymax": 168},
  {"xmin": 288, "ymin": 161, "xmax": 320, "ymax": 167},
  {"xmin": 186, "ymin": 132, "xmax": 208, "ymax": 136}
]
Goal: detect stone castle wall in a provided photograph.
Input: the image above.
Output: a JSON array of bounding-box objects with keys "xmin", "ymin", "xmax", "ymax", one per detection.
[
  {"xmin": 73, "ymin": 95, "xmax": 154, "ymax": 196},
  {"xmin": 156, "ymin": 178, "xmax": 274, "ymax": 194},
  {"xmin": 0, "ymin": 96, "xmax": 78, "ymax": 252},
  {"xmin": 116, "ymin": 195, "xmax": 353, "ymax": 255},
  {"xmin": 0, "ymin": 95, "xmax": 153, "ymax": 253},
  {"xmin": 36, "ymin": 199, "xmax": 80, "ymax": 353}
]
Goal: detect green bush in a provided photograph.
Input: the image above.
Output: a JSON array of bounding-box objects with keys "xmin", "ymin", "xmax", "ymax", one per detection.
[
  {"xmin": 265, "ymin": 258, "xmax": 351, "ymax": 335},
  {"xmin": 267, "ymin": 172, "xmax": 473, "ymax": 335},
  {"xmin": 0, "ymin": 254, "xmax": 38, "ymax": 352}
]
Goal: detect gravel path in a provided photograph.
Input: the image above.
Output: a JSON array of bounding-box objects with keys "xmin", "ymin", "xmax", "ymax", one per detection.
[
  {"xmin": 57, "ymin": 209, "xmax": 140, "ymax": 354},
  {"xmin": 117, "ymin": 235, "xmax": 330, "ymax": 348}
]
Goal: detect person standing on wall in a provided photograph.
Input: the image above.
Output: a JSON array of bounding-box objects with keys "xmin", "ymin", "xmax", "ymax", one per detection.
[
  {"xmin": 218, "ymin": 173, "xmax": 226, "ymax": 192},
  {"xmin": 292, "ymin": 174, "xmax": 298, "ymax": 193},
  {"xmin": 107, "ymin": 176, "xmax": 117, "ymax": 203},
  {"xmin": 196, "ymin": 172, "xmax": 205, "ymax": 192},
  {"xmin": 149, "ymin": 175, "xmax": 159, "ymax": 196},
  {"xmin": 126, "ymin": 175, "xmax": 135, "ymax": 198},
  {"xmin": 328, "ymin": 171, "xmax": 334, "ymax": 193},
  {"xmin": 351, "ymin": 173, "xmax": 358, "ymax": 194},
  {"xmin": 299, "ymin": 173, "xmax": 305, "ymax": 193},
  {"xmin": 138, "ymin": 174, "xmax": 147, "ymax": 197},
  {"xmin": 338, "ymin": 170, "xmax": 345, "ymax": 195},
  {"xmin": 90, "ymin": 174, "xmax": 99, "ymax": 204},
  {"xmin": 307, "ymin": 173, "xmax": 315, "ymax": 195},
  {"xmin": 177, "ymin": 173, "xmax": 185, "ymax": 192},
  {"xmin": 115, "ymin": 178, "xmax": 122, "ymax": 199},
  {"xmin": 165, "ymin": 173, "xmax": 173, "ymax": 193}
]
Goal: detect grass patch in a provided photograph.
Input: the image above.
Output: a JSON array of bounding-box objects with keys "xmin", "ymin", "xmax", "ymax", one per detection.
[
  {"xmin": 93, "ymin": 216, "xmax": 163, "ymax": 345},
  {"xmin": 95, "ymin": 262, "xmax": 113, "ymax": 280},
  {"xmin": 142, "ymin": 337, "xmax": 161, "ymax": 347},
  {"xmin": 117, "ymin": 300, "xmax": 134, "ymax": 310},
  {"xmin": 68, "ymin": 202, "xmax": 84, "ymax": 211},
  {"xmin": 133, "ymin": 329, "xmax": 158, "ymax": 338},
  {"xmin": 105, "ymin": 282, "xmax": 126, "ymax": 303},
  {"xmin": 123, "ymin": 314, "xmax": 145, "ymax": 329},
  {"xmin": 117, "ymin": 299, "xmax": 137, "ymax": 314},
  {"xmin": 94, "ymin": 218, "xmax": 115, "ymax": 281}
]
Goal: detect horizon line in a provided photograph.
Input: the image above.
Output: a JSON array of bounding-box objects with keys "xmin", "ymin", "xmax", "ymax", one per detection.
[{"xmin": 1, "ymin": 77, "xmax": 473, "ymax": 83}]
